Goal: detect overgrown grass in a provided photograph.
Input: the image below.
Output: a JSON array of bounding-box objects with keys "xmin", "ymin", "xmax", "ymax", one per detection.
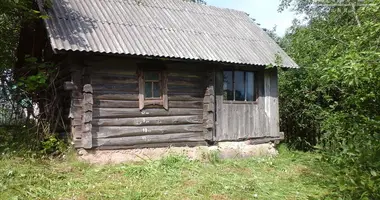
[{"xmin": 0, "ymin": 146, "xmax": 338, "ymax": 200}]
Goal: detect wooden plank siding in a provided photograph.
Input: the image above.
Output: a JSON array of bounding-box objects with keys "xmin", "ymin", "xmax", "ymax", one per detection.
[
  {"xmin": 86, "ymin": 56, "xmax": 209, "ymax": 149},
  {"xmin": 215, "ymin": 68, "xmax": 280, "ymax": 141}
]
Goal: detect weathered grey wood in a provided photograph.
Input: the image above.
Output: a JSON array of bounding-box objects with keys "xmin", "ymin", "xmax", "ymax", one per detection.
[
  {"xmin": 64, "ymin": 81, "xmax": 76, "ymax": 91},
  {"xmin": 91, "ymin": 74, "xmax": 137, "ymax": 84},
  {"xmin": 202, "ymin": 68, "xmax": 215, "ymax": 141},
  {"xmin": 70, "ymin": 64, "xmax": 83, "ymax": 145},
  {"xmin": 86, "ymin": 57, "xmax": 137, "ymax": 72},
  {"xmin": 69, "ymin": 106, "xmax": 81, "ymax": 119},
  {"xmin": 93, "ymin": 125, "xmax": 203, "ymax": 138},
  {"xmin": 81, "ymin": 84, "xmax": 93, "ymax": 149},
  {"xmin": 94, "ymin": 132, "xmax": 204, "ymax": 146},
  {"xmin": 92, "ymin": 116, "xmax": 203, "ymax": 126},
  {"xmin": 214, "ymin": 67, "xmax": 280, "ymax": 141},
  {"xmin": 94, "ymin": 141, "xmax": 208, "ymax": 150},
  {"xmin": 83, "ymin": 112, "xmax": 92, "ymax": 123},
  {"xmin": 265, "ymin": 68, "xmax": 279, "ymax": 137},
  {"xmin": 162, "ymin": 70, "xmax": 169, "ymax": 110},
  {"xmin": 93, "ymin": 108, "xmax": 203, "ymax": 118},
  {"xmin": 215, "ymin": 70, "xmax": 224, "ymax": 141},
  {"xmin": 94, "ymin": 93, "xmax": 203, "ymax": 101},
  {"xmin": 138, "ymin": 70, "xmax": 144, "ymax": 110},
  {"xmin": 94, "ymin": 93, "xmax": 139, "ymax": 101},
  {"xmin": 72, "ymin": 126, "xmax": 82, "ymax": 139},
  {"xmin": 92, "ymin": 83, "xmax": 138, "ymax": 92},
  {"xmin": 83, "ymin": 123, "xmax": 92, "ymax": 133},
  {"xmin": 83, "ymin": 84, "xmax": 93, "ymax": 93},
  {"xmin": 93, "ymin": 100, "xmax": 202, "ymax": 109}
]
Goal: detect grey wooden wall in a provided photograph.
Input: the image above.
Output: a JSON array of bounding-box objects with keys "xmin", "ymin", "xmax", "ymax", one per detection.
[
  {"xmin": 215, "ymin": 68, "xmax": 280, "ymax": 141},
  {"xmin": 83, "ymin": 56, "xmax": 210, "ymax": 149},
  {"xmin": 68, "ymin": 54, "xmax": 281, "ymax": 149}
]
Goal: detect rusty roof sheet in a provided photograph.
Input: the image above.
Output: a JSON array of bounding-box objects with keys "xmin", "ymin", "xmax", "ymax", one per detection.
[{"xmin": 39, "ymin": 0, "xmax": 298, "ymax": 68}]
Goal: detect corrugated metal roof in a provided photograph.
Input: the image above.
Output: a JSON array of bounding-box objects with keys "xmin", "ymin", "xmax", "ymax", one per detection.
[{"xmin": 38, "ymin": 0, "xmax": 298, "ymax": 68}]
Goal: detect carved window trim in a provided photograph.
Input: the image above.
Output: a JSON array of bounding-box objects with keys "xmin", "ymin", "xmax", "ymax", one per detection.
[{"xmin": 138, "ymin": 66, "xmax": 168, "ymax": 110}]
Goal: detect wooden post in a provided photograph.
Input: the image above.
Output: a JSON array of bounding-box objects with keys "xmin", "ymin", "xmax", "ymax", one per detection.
[
  {"xmin": 264, "ymin": 68, "xmax": 279, "ymax": 137},
  {"xmin": 203, "ymin": 68, "xmax": 215, "ymax": 141},
  {"xmin": 69, "ymin": 64, "xmax": 83, "ymax": 147},
  {"xmin": 82, "ymin": 84, "xmax": 93, "ymax": 149}
]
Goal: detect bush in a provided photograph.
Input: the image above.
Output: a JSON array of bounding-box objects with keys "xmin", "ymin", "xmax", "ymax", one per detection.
[{"xmin": 0, "ymin": 125, "xmax": 68, "ymax": 157}]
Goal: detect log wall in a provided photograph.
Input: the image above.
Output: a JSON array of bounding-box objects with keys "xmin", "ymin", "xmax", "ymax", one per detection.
[
  {"xmin": 85, "ymin": 56, "xmax": 209, "ymax": 149},
  {"xmin": 68, "ymin": 54, "xmax": 281, "ymax": 149}
]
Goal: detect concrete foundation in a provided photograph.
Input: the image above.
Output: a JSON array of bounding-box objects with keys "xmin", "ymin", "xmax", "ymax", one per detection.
[{"xmin": 78, "ymin": 142, "xmax": 278, "ymax": 164}]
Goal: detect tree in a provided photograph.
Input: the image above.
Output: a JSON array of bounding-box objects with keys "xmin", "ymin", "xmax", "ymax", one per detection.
[{"xmin": 278, "ymin": 0, "xmax": 380, "ymax": 198}]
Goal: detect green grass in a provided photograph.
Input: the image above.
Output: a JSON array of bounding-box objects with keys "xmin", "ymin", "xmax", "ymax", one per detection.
[{"xmin": 0, "ymin": 146, "xmax": 338, "ymax": 200}]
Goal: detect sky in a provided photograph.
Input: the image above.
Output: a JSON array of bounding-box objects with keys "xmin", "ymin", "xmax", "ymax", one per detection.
[{"xmin": 206, "ymin": 0, "xmax": 297, "ymax": 36}]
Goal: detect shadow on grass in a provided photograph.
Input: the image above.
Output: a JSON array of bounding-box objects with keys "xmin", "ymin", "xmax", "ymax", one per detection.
[
  {"xmin": 0, "ymin": 125, "xmax": 41, "ymax": 155},
  {"xmin": 277, "ymin": 146, "xmax": 340, "ymax": 199}
]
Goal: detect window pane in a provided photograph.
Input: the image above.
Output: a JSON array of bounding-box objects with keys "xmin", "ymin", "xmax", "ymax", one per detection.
[
  {"xmin": 246, "ymin": 72, "xmax": 255, "ymax": 101},
  {"xmin": 145, "ymin": 71, "xmax": 159, "ymax": 80},
  {"xmin": 234, "ymin": 71, "xmax": 245, "ymax": 101},
  {"xmin": 145, "ymin": 82, "xmax": 152, "ymax": 98},
  {"xmin": 153, "ymin": 82, "xmax": 161, "ymax": 98},
  {"xmin": 223, "ymin": 71, "xmax": 233, "ymax": 100}
]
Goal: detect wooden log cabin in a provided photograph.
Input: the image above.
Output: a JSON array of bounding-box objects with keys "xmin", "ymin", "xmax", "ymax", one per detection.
[{"xmin": 37, "ymin": 0, "xmax": 298, "ymax": 149}]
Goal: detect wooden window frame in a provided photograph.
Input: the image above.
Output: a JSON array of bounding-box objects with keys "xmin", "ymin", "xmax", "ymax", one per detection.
[
  {"xmin": 223, "ymin": 70, "xmax": 258, "ymax": 104},
  {"xmin": 138, "ymin": 68, "xmax": 168, "ymax": 110}
]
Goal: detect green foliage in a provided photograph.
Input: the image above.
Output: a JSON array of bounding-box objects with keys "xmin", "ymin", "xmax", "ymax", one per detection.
[
  {"xmin": 0, "ymin": 125, "xmax": 68, "ymax": 157},
  {"xmin": 40, "ymin": 135, "xmax": 67, "ymax": 155},
  {"xmin": 279, "ymin": 0, "xmax": 380, "ymax": 198}
]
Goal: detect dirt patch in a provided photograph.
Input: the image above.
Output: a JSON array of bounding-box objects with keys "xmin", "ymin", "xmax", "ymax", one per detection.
[
  {"xmin": 79, "ymin": 142, "xmax": 278, "ymax": 164},
  {"xmin": 211, "ymin": 194, "xmax": 230, "ymax": 200}
]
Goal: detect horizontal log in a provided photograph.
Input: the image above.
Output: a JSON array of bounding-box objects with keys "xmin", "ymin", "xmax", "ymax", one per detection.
[
  {"xmin": 168, "ymin": 76, "xmax": 204, "ymax": 83},
  {"xmin": 94, "ymin": 92, "xmax": 138, "ymax": 100},
  {"xmin": 94, "ymin": 92, "xmax": 204, "ymax": 101},
  {"xmin": 91, "ymin": 75, "xmax": 137, "ymax": 84},
  {"xmin": 167, "ymin": 80, "xmax": 202, "ymax": 87},
  {"xmin": 93, "ymin": 132, "xmax": 205, "ymax": 146},
  {"xmin": 168, "ymin": 95, "xmax": 204, "ymax": 101},
  {"xmin": 93, "ymin": 108, "xmax": 203, "ymax": 118},
  {"xmin": 92, "ymin": 83, "xmax": 138, "ymax": 92},
  {"xmin": 167, "ymin": 91, "xmax": 204, "ymax": 97},
  {"xmin": 93, "ymin": 124, "xmax": 203, "ymax": 138},
  {"xmin": 94, "ymin": 141, "xmax": 208, "ymax": 150},
  {"xmin": 168, "ymin": 72, "xmax": 204, "ymax": 78},
  {"xmin": 93, "ymin": 100, "xmax": 202, "ymax": 108},
  {"xmin": 93, "ymin": 115, "xmax": 203, "ymax": 126},
  {"xmin": 90, "ymin": 64, "xmax": 137, "ymax": 75},
  {"xmin": 168, "ymin": 87, "xmax": 205, "ymax": 94}
]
